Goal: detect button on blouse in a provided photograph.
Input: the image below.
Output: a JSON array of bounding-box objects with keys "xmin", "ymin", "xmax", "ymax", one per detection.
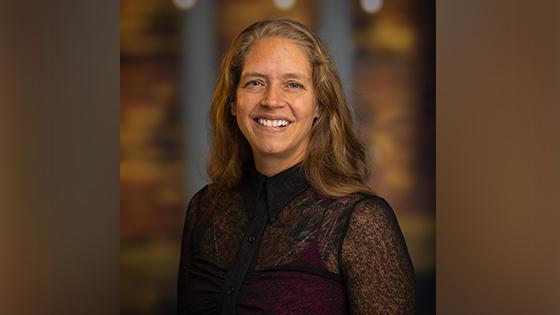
[{"xmin": 177, "ymin": 164, "xmax": 415, "ymax": 314}]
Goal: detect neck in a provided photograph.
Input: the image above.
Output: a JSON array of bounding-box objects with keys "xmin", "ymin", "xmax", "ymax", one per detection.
[{"xmin": 253, "ymin": 154, "xmax": 304, "ymax": 177}]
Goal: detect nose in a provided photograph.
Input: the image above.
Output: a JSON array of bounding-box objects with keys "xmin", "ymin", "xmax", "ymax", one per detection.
[{"xmin": 260, "ymin": 86, "xmax": 286, "ymax": 108}]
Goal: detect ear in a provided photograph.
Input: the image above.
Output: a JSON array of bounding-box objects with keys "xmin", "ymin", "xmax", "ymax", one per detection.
[
  {"xmin": 313, "ymin": 103, "xmax": 320, "ymax": 120},
  {"xmin": 230, "ymin": 103, "xmax": 236, "ymax": 116}
]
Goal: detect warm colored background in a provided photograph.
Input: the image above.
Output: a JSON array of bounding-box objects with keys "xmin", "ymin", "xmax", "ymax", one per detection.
[
  {"xmin": 2, "ymin": 1, "xmax": 558, "ymax": 315},
  {"xmin": 121, "ymin": 0, "xmax": 435, "ymax": 314}
]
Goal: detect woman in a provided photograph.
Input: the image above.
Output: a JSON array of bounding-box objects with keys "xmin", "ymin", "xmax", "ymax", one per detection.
[{"xmin": 178, "ymin": 19, "xmax": 415, "ymax": 314}]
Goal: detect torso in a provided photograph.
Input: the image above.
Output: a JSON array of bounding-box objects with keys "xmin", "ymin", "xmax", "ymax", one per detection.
[{"xmin": 184, "ymin": 185, "xmax": 367, "ymax": 314}]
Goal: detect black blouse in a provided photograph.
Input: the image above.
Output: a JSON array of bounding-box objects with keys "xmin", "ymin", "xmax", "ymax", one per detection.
[{"xmin": 177, "ymin": 164, "xmax": 415, "ymax": 314}]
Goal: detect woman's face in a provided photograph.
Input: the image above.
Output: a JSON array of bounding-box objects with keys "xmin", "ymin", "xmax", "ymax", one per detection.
[{"xmin": 232, "ymin": 37, "xmax": 318, "ymax": 170}]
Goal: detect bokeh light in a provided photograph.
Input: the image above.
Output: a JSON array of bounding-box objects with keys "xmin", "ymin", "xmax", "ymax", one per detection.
[
  {"xmin": 273, "ymin": 0, "xmax": 296, "ymax": 11},
  {"xmin": 360, "ymin": 0, "xmax": 383, "ymax": 14},
  {"xmin": 172, "ymin": 0, "xmax": 196, "ymax": 10}
]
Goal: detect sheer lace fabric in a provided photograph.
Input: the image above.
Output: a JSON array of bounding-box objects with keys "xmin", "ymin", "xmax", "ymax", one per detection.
[{"xmin": 177, "ymin": 167, "xmax": 415, "ymax": 314}]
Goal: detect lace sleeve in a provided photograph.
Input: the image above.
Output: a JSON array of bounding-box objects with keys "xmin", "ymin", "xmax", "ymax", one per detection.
[
  {"xmin": 340, "ymin": 196, "xmax": 416, "ymax": 314},
  {"xmin": 177, "ymin": 186, "xmax": 205, "ymax": 314}
]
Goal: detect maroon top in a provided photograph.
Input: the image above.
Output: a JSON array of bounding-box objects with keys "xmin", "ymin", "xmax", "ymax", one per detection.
[{"xmin": 177, "ymin": 164, "xmax": 415, "ymax": 314}]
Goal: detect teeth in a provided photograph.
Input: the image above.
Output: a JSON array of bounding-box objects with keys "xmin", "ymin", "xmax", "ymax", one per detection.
[{"xmin": 257, "ymin": 118, "xmax": 290, "ymax": 127}]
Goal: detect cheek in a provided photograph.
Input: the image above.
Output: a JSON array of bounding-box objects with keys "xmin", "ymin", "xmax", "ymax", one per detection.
[
  {"xmin": 233, "ymin": 102, "xmax": 253, "ymax": 133},
  {"xmin": 234, "ymin": 94, "xmax": 252, "ymax": 116},
  {"xmin": 294, "ymin": 98, "xmax": 317, "ymax": 122}
]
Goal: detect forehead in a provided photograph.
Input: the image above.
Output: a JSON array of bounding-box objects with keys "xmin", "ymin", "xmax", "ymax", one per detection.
[{"xmin": 241, "ymin": 37, "xmax": 311, "ymax": 77}]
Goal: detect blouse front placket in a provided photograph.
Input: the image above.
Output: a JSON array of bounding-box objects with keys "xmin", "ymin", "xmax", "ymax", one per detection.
[{"xmin": 217, "ymin": 180, "xmax": 269, "ymax": 315}]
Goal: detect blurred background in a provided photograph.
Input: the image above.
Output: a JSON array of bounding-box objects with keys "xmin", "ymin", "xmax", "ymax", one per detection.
[{"xmin": 120, "ymin": 0, "xmax": 435, "ymax": 314}]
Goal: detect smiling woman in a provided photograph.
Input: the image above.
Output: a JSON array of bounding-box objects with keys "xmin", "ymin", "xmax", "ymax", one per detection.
[
  {"xmin": 177, "ymin": 19, "xmax": 415, "ymax": 314},
  {"xmin": 232, "ymin": 37, "xmax": 319, "ymax": 176}
]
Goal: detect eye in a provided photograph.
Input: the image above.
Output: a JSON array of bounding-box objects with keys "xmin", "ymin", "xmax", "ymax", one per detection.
[
  {"xmin": 244, "ymin": 80, "xmax": 264, "ymax": 88},
  {"xmin": 287, "ymin": 82, "xmax": 303, "ymax": 90}
]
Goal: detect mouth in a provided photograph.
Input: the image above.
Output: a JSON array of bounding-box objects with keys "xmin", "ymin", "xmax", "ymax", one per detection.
[{"xmin": 253, "ymin": 117, "xmax": 292, "ymax": 128}]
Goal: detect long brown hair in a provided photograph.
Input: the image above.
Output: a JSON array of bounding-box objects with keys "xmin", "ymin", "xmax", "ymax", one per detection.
[{"xmin": 207, "ymin": 19, "xmax": 371, "ymax": 197}]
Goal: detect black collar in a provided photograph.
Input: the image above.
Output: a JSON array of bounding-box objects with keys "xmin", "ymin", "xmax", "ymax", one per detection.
[{"xmin": 240, "ymin": 163, "xmax": 309, "ymax": 223}]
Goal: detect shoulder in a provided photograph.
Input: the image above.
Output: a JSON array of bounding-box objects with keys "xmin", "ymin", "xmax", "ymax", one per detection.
[
  {"xmin": 330, "ymin": 192, "xmax": 395, "ymax": 221},
  {"xmin": 347, "ymin": 193, "xmax": 397, "ymax": 222},
  {"xmin": 340, "ymin": 192, "xmax": 404, "ymax": 242},
  {"xmin": 340, "ymin": 192, "xmax": 411, "ymax": 268},
  {"xmin": 186, "ymin": 183, "xmax": 242, "ymax": 217},
  {"xmin": 315, "ymin": 192, "xmax": 396, "ymax": 222},
  {"xmin": 186, "ymin": 185, "xmax": 207, "ymax": 210},
  {"xmin": 183, "ymin": 184, "xmax": 223, "ymax": 228},
  {"xmin": 184, "ymin": 184, "xmax": 215, "ymax": 216},
  {"xmin": 187, "ymin": 183, "xmax": 227, "ymax": 207}
]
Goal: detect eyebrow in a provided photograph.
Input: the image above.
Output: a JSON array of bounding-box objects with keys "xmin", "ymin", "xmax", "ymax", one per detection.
[{"xmin": 240, "ymin": 72, "xmax": 311, "ymax": 81}]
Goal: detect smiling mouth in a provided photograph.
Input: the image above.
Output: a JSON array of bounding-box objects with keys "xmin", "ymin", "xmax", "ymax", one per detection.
[{"xmin": 254, "ymin": 118, "xmax": 291, "ymax": 128}]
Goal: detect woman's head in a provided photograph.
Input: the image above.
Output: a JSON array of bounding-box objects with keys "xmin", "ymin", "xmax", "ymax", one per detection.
[
  {"xmin": 231, "ymin": 36, "xmax": 319, "ymax": 176},
  {"xmin": 208, "ymin": 19, "xmax": 370, "ymax": 197}
]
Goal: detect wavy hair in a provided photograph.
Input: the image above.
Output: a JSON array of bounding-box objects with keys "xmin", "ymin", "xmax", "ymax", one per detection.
[{"xmin": 207, "ymin": 19, "xmax": 371, "ymax": 197}]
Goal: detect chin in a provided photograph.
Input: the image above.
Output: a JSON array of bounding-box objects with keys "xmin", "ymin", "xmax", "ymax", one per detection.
[{"xmin": 256, "ymin": 143, "xmax": 287, "ymax": 155}]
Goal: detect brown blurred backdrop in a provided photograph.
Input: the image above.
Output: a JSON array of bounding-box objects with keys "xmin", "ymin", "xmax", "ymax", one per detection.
[
  {"xmin": 1, "ymin": 1, "xmax": 558, "ymax": 315},
  {"xmin": 120, "ymin": 0, "xmax": 435, "ymax": 314}
]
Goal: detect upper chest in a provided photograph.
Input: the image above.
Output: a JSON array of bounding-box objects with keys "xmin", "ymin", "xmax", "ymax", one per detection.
[{"xmin": 191, "ymin": 189, "xmax": 356, "ymax": 271}]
